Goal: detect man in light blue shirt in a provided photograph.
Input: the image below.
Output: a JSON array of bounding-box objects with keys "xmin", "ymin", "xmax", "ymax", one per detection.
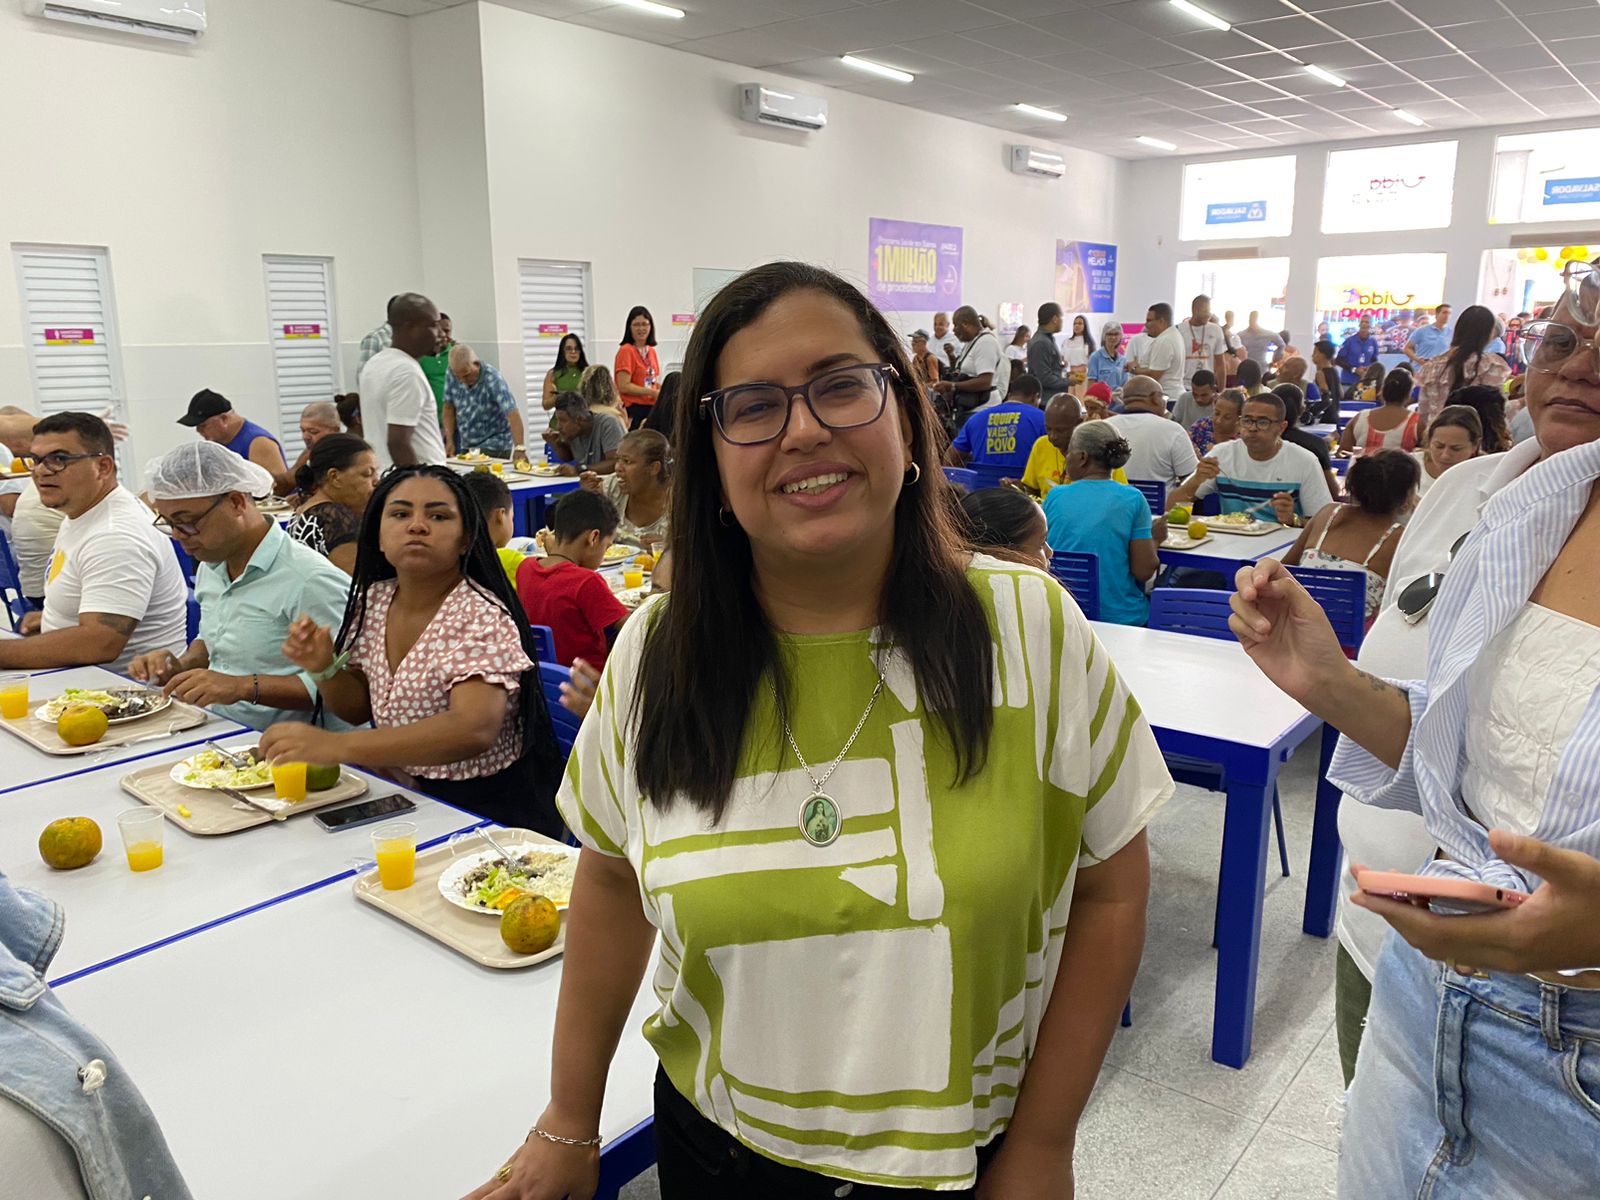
[
  {"xmin": 1404, "ymin": 304, "xmax": 1452, "ymax": 366},
  {"xmin": 129, "ymin": 443, "xmax": 351, "ymax": 730}
]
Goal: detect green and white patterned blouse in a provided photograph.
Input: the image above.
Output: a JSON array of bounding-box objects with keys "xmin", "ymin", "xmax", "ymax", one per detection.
[{"xmin": 558, "ymin": 554, "xmax": 1173, "ymax": 1190}]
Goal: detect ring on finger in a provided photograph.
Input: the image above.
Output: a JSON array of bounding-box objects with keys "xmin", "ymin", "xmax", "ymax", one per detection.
[{"xmin": 496, "ymin": 1163, "xmax": 513, "ymax": 1182}]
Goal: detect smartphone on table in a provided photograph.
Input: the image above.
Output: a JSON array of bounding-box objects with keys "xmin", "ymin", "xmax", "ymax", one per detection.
[
  {"xmin": 314, "ymin": 794, "xmax": 417, "ymax": 832},
  {"xmin": 1352, "ymin": 866, "xmax": 1530, "ymax": 916}
]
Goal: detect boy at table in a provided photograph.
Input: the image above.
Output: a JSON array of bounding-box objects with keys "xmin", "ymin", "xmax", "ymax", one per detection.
[
  {"xmin": 1166, "ymin": 393, "xmax": 1333, "ymax": 528},
  {"xmin": 128, "ymin": 443, "xmax": 351, "ymax": 731},
  {"xmin": 514, "ymin": 489, "xmax": 629, "ymax": 670},
  {"xmin": 460, "ymin": 470, "xmax": 524, "ymax": 588}
]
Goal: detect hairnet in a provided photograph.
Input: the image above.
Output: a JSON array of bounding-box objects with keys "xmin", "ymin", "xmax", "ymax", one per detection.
[{"xmin": 145, "ymin": 440, "xmax": 274, "ymax": 501}]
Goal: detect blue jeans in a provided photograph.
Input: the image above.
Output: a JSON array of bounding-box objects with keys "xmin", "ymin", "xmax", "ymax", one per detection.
[{"xmin": 1341, "ymin": 933, "xmax": 1600, "ymax": 1198}]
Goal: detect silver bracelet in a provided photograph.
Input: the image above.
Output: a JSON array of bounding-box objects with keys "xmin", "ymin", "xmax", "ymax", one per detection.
[{"xmin": 529, "ymin": 1124, "xmax": 602, "ymax": 1149}]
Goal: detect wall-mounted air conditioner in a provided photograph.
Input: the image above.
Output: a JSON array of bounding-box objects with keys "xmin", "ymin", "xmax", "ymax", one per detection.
[
  {"xmin": 22, "ymin": 0, "xmax": 207, "ymax": 43},
  {"xmin": 739, "ymin": 84, "xmax": 827, "ymax": 132},
  {"xmin": 1010, "ymin": 145, "xmax": 1066, "ymax": 180}
]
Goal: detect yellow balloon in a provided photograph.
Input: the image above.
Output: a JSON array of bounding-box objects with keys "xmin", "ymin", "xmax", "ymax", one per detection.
[
  {"xmin": 1560, "ymin": 245, "xmax": 1583, "ymax": 261},
  {"xmin": 1535, "ymin": 247, "xmax": 1550, "ymax": 261},
  {"xmin": 1516, "ymin": 248, "xmax": 1532, "ymax": 262},
  {"xmin": 1577, "ymin": 246, "xmax": 1592, "ymax": 262}
]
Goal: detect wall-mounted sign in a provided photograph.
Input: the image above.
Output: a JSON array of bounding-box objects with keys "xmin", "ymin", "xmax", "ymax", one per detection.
[
  {"xmin": 867, "ymin": 218, "xmax": 963, "ymax": 311},
  {"xmin": 1312, "ymin": 253, "xmax": 1447, "ymax": 348},
  {"xmin": 1056, "ymin": 241, "xmax": 1117, "ymax": 313},
  {"xmin": 1491, "ymin": 127, "xmax": 1600, "ymax": 224},
  {"xmin": 1321, "ymin": 141, "xmax": 1458, "ymax": 234},
  {"xmin": 282, "ymin": 323, "xmax": 323, "ymax": 338},
  {"xmin": 1544, "ymin": 177, "xmax": 1600, "ymax": 206},
  {"xmin": 671, "ymin": 312, "xmax": 696, "ymax": 327},
  {"xmin": 1180, "ymin": 155, "xmax": 1296, "ymax": 241},
  {"xmin": 1205, "ymin": 202, "xmax": 1267, "ymax": 226},
  {"xmin": 43, "ymin": 328, "xmax": 95, "ymax": 345},
  {"xmin": 537, "ymin": 323, "xmax": 568, "ymax": 337}
]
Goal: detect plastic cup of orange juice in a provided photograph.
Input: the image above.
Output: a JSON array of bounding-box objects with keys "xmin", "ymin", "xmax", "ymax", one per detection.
[
  {"xmin": 622, "ymin": 569, "xmax": 644, "ymax": 589},
  {"xmin": 271, "ymin": 760, "xmax": 308, "ymax": 803},
  {"xmin": 117, "ymin": 808, "xmax": 165, "ymax": 872},
  {"xmin": 0, "ymin": 672, "xmax": 29, "ymax": 721},
  {"xmin": 371, "ymin": 822, "xmax": 418, "ymax": 890}
]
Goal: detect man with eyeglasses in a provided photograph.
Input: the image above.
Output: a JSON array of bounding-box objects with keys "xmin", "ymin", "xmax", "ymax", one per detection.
[
  {"xmin": 127, "ymin": 442, "xmax": 351, "ymax": 731},
  {"xmin": 1166, "ymin": 391, "xmax": 1333, "ymax": 526},
  {"xmin": 0, "ymin": 412, "xmax": 186, "ymax": 674}
]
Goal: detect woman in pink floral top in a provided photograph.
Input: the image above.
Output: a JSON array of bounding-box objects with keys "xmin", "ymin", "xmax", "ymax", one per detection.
[
  {"xmin": 1414, "ymin": 304, "xmax": 1511, "ymax": 429},
  {"xmin": 260, "ymin": 466, "xmax": 564, "ymax": 834}
]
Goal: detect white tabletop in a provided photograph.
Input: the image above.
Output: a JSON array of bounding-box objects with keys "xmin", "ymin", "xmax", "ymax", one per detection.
[
  {"xmin": 0, "ymin": 666, "xmax": 246, "ymax": 793},
  {"xmin": 1090, "ymin": 621, "xmax": 1311, "ymax": 751},
  {"xmin": 1164, "ymin": 527, "xmax": 1298, "ymax": 564},
  {"xmin": 57, "ymin": 881, "xmax": 661, "ymax": 1199},
  {"xmin": 2, "ymin": 762, "xmax": 480, "ymax": 981}
]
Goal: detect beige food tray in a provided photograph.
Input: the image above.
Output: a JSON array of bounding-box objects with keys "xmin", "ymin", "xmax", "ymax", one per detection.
[
  {"xmin": 119, "ymin": 763, "xmax": 370, "ymax": 835},
  {"xmin": 1161, "ymin": 532, "xmax": 1215, "ymax": 550},
  {"xmin": 0, "ymin": 698, "xmax": 210, "ymax": 756},
  {"xmin": 1210, "ymin": 518, "xmax": 1286, "ymax": 537},
  {"xmin": 353, "ymin": 828, "xmax": 569, "ymax": 969}
]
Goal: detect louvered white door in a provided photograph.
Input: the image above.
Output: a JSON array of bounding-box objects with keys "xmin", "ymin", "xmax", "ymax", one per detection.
[
  {"xmin": 12, "ymin": 245, "xmax": 130, "ymax": 473},
  {"xmin": 263, "ymin": 255, "xmax": 339, "ymax": 460},
  {"xmin": 519, "ymin": 259, "xmax": 592, "ymax": 440}
]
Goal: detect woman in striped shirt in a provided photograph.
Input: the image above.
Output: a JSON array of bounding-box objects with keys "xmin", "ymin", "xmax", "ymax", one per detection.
[{"xmin": 467, "ymin": 263, "xmax": 1172, "ymax": 1200}]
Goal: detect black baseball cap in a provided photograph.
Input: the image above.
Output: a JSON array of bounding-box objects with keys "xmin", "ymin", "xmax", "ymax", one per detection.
[{"xmin": 178, "ymin": 388, "xmax": 232, "ymax": 427}]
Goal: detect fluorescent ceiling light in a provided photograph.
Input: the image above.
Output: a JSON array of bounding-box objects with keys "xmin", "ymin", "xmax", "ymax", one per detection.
[
  {"xmin": 841, "ymin": 54, "xmax": 914, "ymax": 83},
  {"xmin": 1014, "ymin": 103, "xmax": 1068, "ymax": 122},
  {"xmin": 612, "ymin": 0, "xmax": 685, "ymax": 16},
  {"xmin": 1136, "ymin": 135, "xmax": 1178, "ymax": 150},
  {"xmin": 1169, "ymin": 0, "xmax": 1230, "ymax": 32},
  {"xmin": 1393, "ymin": 108, "xmax": 1426, "ymax": 126},
  {"xmin": 1303, "ymin": 63, "xmax": 1346, "ymax": 87}
]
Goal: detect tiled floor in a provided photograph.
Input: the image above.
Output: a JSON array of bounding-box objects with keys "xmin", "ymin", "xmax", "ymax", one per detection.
[{"xmin": 622, "ymin": 747, "xmax": 1343, "ymax": 1200}]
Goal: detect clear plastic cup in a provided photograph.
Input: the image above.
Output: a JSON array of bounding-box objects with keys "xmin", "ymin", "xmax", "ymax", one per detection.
[
  {"xmin": 0, "ymin": 672, "xmax": 29, "ymax": 721},
  {"xmin": 117, "ymin": 807, "xmax": 166, "ymax": 872},
  {"xmin": 371, "ymin": 821, "xmax": 418, "ymax": 890}
]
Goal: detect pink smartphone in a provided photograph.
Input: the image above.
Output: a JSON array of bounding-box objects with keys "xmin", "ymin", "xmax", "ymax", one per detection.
[{"xmin": 1352, "ymin": 867, "xmax": 1530, "ymax": 916}]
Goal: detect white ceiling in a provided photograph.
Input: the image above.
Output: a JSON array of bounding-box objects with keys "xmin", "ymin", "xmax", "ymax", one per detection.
[{"xmin": 334, "ymin": 0, "xmax": 1600, "ymax": 159}]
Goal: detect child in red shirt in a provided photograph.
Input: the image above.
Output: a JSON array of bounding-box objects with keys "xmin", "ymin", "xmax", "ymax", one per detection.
[{"xmin": 515, "ymin": 489, "xmax": 629, "ymax": 668}]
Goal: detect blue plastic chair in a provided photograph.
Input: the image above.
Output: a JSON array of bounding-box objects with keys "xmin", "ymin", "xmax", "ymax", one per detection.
[
  {"xmin": 530, "ymin": 624, "xmax": 557, "ymax": 664},
  {"xmin": 942, "ymin": 466, "xmax": 979, "ymax": 492},
  {"xmin": 1147, "ymin": 587, "xmax": 1291, "ymax": 880},
  {"xmin": 1049, "ymin": 551, "xmax": 1100, "ymax": 621},
  {"xmin": 0, "ymin": 529, "xmax": 27, "ymax": 631},
  {"xmin": 1127, "ymin": 478, "xmax": 1166, "ymax": 516},
  {"xmin": 538, "ymin": 662, "xmax": 583, "ymax": 756},
  {"xmin": 1287, "ymin": 564, "xmax": 1367, "ymax": 655},
  {"xmin": 185, "ymin": 588, "xmax": 200, "ymax": 644},
  {"xmin": 960, "ymin": 462, "xmax": 1013, "ymax": 490}
]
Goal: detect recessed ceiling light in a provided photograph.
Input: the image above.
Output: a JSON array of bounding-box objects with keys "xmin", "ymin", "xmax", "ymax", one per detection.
[
  {"xmin": 1136, "ymin": 135, "xmax": 1178, "ymax": 150},
  {"xmin": 1169, "ymin": 0, "xmax": 1230, "ymax": 32},
  {"xmin": 1303, "ymin": 63, "xmax": 1347, "ymax": 87},
  {"xmin": 1393, "ymin": 108, "xmax": 1426, "ymax": 126},
  {"xmin": 841, "ymin": 54, "xmax": 914, "ymax": 83},
  {"xmin": 612, "ymin": 0, "xmax": 685, "ymax": 16},
  {"xmin": 1015, "ymin": 103, "xmax": 1068, "ymax": 122}
]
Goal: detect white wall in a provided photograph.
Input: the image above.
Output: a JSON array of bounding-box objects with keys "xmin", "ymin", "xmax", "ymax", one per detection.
[
  {"xmin": 1116, "ymin": 119, "xmax": 1600, "ymax": 338},
  {"xmin": 0, "ymin": 0, "xmax": 422, "ymax": 476},
  {"xmin": 473, "ymin": 1, "xmax": 1122, "ymax": 394}
]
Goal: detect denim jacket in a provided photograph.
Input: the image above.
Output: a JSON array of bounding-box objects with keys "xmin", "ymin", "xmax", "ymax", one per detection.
[{"xmin": 0, "ymin": 871, "xmax": 194, "ymax": 1200}]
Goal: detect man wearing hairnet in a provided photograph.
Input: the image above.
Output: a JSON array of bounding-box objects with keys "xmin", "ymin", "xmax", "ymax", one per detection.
[{"xmin": 129, "ymin": 443, "xmax": 353, "ymax": 731}]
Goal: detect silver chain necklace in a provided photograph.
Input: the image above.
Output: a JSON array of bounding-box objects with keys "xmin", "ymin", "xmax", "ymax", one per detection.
[{"xmin": 773, "ymin": 667, "xmax": 887, "ymax": 848}]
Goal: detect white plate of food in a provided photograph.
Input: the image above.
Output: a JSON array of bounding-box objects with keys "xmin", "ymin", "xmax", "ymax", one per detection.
[
  {"xmin": 1210, "ymin": 512, "xmax": 1283, "ymax": 536},
  {"xmin": 450, "ymin": 449, "xmax": 498, "ymax": 465},
  {"xmin": 438, "ymin": 843, "xmax": 580, "ymax": 916},
  {"xmin": 601, "ymin": 542, "xmax": 644, "ymax": 563},
  {"xmin": 36, "ymin": 687, "xmax": 173, "ymax": 725},
  {"xmin": 169, "ymin": 744, "xmax": 274, "ymax": 791}
]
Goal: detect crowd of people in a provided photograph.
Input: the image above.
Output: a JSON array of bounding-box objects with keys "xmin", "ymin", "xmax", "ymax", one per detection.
[{"xmin": 2, "ymin": 254, "xmax": 1597, "ymax": 1200}]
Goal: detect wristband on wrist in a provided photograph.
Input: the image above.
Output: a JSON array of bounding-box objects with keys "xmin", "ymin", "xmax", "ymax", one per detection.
[{"xmin": 309, "ymin": 651, "xmax": 349, "ymax": 684}]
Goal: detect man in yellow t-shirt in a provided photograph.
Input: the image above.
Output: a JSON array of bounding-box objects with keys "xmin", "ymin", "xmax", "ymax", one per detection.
[{"xmin": 1010, "ymin": 394, "xmax": 1129, "ymax": 496}]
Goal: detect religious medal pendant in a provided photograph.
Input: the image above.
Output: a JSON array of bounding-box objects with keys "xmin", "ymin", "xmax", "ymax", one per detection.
[{"xmin": 799, "ymin": 792, "xmax": 842, "ymax": 847}]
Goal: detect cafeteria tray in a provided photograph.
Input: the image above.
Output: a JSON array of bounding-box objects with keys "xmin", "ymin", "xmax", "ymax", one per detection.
[
  {"xmin": 1208, "ymin": 518, "xmax": 1285, "ymax": 536},
  {"xmin": 119, "ymin": 761, "xmax": 369, "ymax": 835},
  {"xmin": 353, "ymin": 828, "xmax": 570, "ymax": 969},
  {"xmin": 1161, "ymin": 532, "xmax": 1214, "ymax": 550},
  {"xmin": 1, "ymin": 696, "xmax": 209, "ymax": 756}
]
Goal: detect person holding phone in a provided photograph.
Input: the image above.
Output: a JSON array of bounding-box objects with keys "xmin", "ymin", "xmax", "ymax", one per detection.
[{"xmin": 1229, "ymin": 349, "xmax": 1600, "ymax": 1200}]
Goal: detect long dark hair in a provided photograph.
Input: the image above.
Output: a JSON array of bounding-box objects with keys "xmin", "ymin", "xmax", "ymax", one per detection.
[
  {"xmin": 1445, "ymin": 384, "xmax": 1510, "ymax": 454},
  {"xmin": 330, "ymin": 465, "xmax": 561, "ymax": 785},
  {"xmin": 620, "ymin": 305, "xmax": 657, "ymax": 348},
  {"xmin": 1071, "ymin": 314, "xmax": 1095, "ymax": 355},
  {"xmin": 632, "ymin": 262, "xmax": 994, "ymax": 817},
  {"xmin": 959, "ymin": 488, "xmax": 1040, "ymax": 558},
  {"xmin": 1445, "ymin": 305, "xmax": 1498, "ymax": 396},
  {"xmin": 643, "ymin": 370, "xmax": 681, "ymax": 442},
  {"xmin": 555, "ymin": 333, "xmax": 589, "ymax": 374},
  {"xmin": 294, "ymin": 433, "xmax": 372, "ymax": 495}
]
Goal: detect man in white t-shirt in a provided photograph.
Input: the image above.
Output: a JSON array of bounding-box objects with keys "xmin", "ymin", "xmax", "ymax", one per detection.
[
  {"xmin": 1105, "ymin": 377, "xmax": 1199, "ymax": 486},
  {"xmin": 928, "ymin": 311, "xmax": 962, "ymax": 368},
  {"xmin": 1125, "ymin": 302, "xmax": 1186, "ymax": 408},
  {"xmin": 0, "ymin": 412, "xmax": 186, "ymax": 674},
  {"xmin": 1167, "ymin": 392, "xmax": 1333, "ymax": 524},
  {"xmin": 359, "ymin": 292, "xmax": 448, "ymax": 469},
  {"xmin": 1175, "ymin": 294, "xmax": 1227, "ymax": 390},
  {"xmin": 933, "ymin": 306, "xmax": 1009, "ymax": 414}
]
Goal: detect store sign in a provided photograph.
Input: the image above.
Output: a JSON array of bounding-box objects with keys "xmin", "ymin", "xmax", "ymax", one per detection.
[
  {"xmin": 282, "ymin": 323, "xmax": 322, "ymax": 338},
  {"xmin": 1322, "ymin": 141, "xmax": 1457, "ymax": 234},
  {"xmin": 537, "ymin": 323, "xmax": 568, "ymax": 337},
  {"xmin": 867, "ymin": 218, "xmax": 963, "ymax": 310},
  {"xmin": 1055, "ymin": 240, "xmax": 1117, "ymax": 313},
  {"xmin": 1544, "ymin": 177, "xmax": 1600, "ymax": 206},
  {"xmin": 1313, "ymin": 253, "xmax": 1447, "ymax": 347},
  {"xmin": 1205, "ymin": 202, "xmax": 1266, "ymax": 226},
  {"xmin": 43, "ymin": 327, "xmax": 95, "ymax": 345},
  {"xmin": 670, "ymin": 312, "xmax": 696, "ymax": 327}
]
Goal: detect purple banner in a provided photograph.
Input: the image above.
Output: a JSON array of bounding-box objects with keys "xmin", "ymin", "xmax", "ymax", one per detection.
[{"xmin": 867, "ymin": 218, "xmax": 962, "ymax": 311}]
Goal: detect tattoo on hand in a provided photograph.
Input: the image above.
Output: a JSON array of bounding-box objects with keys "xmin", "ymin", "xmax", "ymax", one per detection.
[{"xmin": 87, "ymin": 612, "xmax": 139, "ymax": 636}]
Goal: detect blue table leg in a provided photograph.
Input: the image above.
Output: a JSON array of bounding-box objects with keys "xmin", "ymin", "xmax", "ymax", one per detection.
[
  {"xmin": 1302, "ymin": 722, "xmax": 1343, "ymax": 938},
  {"xmin": 1213, "ymin": 755, "xmax": 1276, "ymax": 1068},
  {"xmin": 513, "ymin": 495, "xmax": 532, "ymax": 538},
  {"xmin": 594, "ymin": 1117, "xmax": 656, "ymax": 1199}
]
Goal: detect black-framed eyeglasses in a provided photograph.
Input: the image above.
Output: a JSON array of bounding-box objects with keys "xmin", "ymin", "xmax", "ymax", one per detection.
[
  {"xmin": 31, "ymin": 451, "xmax": 106, "ymax": 476},
  {"xmin": 1237, "ymin": 416, "xmax": 1280, "ymax": 431},
  {"xmin": 699, "ymin": 363, "xmax": 897, "ymax": 446},
  {"xmin": 152, "ymin": 494, "xmax": 230, "ymax": 538}
]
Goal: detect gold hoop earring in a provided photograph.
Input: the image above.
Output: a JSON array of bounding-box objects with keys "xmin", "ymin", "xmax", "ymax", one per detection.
[
  {"xmin": 718, "ymin": 506, "xmax": 735, "ymax": 527},
  {"xmin": 905, "ymin": 462, "xmax": 922, "ymax": 485}
]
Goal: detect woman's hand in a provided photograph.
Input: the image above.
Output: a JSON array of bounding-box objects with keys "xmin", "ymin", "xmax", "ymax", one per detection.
[
  {"xmin": 282, "ymin": 616, "xmax": 335, "ymax": 674},
  {"xmin": 1229, "ymin": 559, "xmax": 1351, "ymax": 705},
  {"xmin": 578, "ymin": 471, "xmax": 601, "ymax": 494},
  {"xmin": 460, "ymin": 1123, "xmax": 600, "ymax": 1200},
  {"xmin": 258, "ymin": 722, "xmax": 341, "ymax": 766},
  {"xmin": 1354, "ymin": 830, "xmax": 1600, "ymax": 975},
  {"xmin": 975, "ymin": 1135, "xmax": 1074, "ymax": 1200},
  {"xmin": 559, "ymin": 658, "xmax": 600, "ymax": 719}
]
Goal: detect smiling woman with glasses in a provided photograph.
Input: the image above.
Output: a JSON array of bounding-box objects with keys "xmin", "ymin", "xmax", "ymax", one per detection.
[{"xmin": 467, "ymin": 262, "xmax": 1172, "ymax": 1200}]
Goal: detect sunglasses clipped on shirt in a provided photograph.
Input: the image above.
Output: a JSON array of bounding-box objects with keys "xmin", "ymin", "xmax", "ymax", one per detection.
[{"xmin": 1396, "ymin": 531, "xmax": 1471, "ymax": 625}]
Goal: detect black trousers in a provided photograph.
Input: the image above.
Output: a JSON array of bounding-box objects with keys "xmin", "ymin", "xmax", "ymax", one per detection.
[
  {"xmin": 626, "ymin": 403, "xmax": 654, "ymax": 430},
  {"xmin": 654, "ymin": 1068, "xmax": 1006, "ymax": 1199}
]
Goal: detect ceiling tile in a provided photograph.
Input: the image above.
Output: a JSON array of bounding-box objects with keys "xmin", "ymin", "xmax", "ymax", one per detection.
[
  {"xmin": 1284, "ymin": 39, "xmax": 1382, "ymax": 70},
  {"xmin": 1363, "ymin": 81, "xmax": 1444, "ymax": 103},
  {"xmin": 1159, "ymin": 59, "xmax": 1248, "ymax": 86},
  {"xmin": 1401, "ymin": 52, "xmax": 1488, "ymax": 80},
  {"xmin": 1431, "ymin": 73, "xmax": 1515, "ymax": 96},
  {"xmin": 1316, "ymin": 3, "xmax": 1422, "ymax": 39},
  {"xmin": 1525, "ymin": 7, "xmax": 1600, "ymax": 39},
  {"xmin": 1552, "ymin": 35, "xmax": 1600, "ymax": 66},
  {"xmin": 1207, "ymin": 77, "xmax": 1294, "ymax": 102},
  {"xmin": 1514, "ymin": 0, "xmax": 1600, "ymax": 12},
  {"xmin": 673, "ymin": 27, "xmax": 819, "ymax": 66},
  {"xmin": 1398, "ymin": 0, "xmax": 1504, "ymax": 21},
  {"xmin": 764, "ymin": 0, "xmax": 995, "ymax": 55},
  {"xmin": 1438, "ymin": 18, "xmax": 1539, "ymax": 51},
  {"xmin": 1360, "ymin": 29, "xmax": 1456, "ymax": 60},
  {"xmin": 1234, "ymin": 13, "xmax": 1349, "ymax": 48},
  {"xmin": 1097, "ymin": 0, "xmax": 1215, "ymax": 39},
  {"xmin": 1335, "ymin": 61, "xmax": 1418, "ymax": 86}
]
